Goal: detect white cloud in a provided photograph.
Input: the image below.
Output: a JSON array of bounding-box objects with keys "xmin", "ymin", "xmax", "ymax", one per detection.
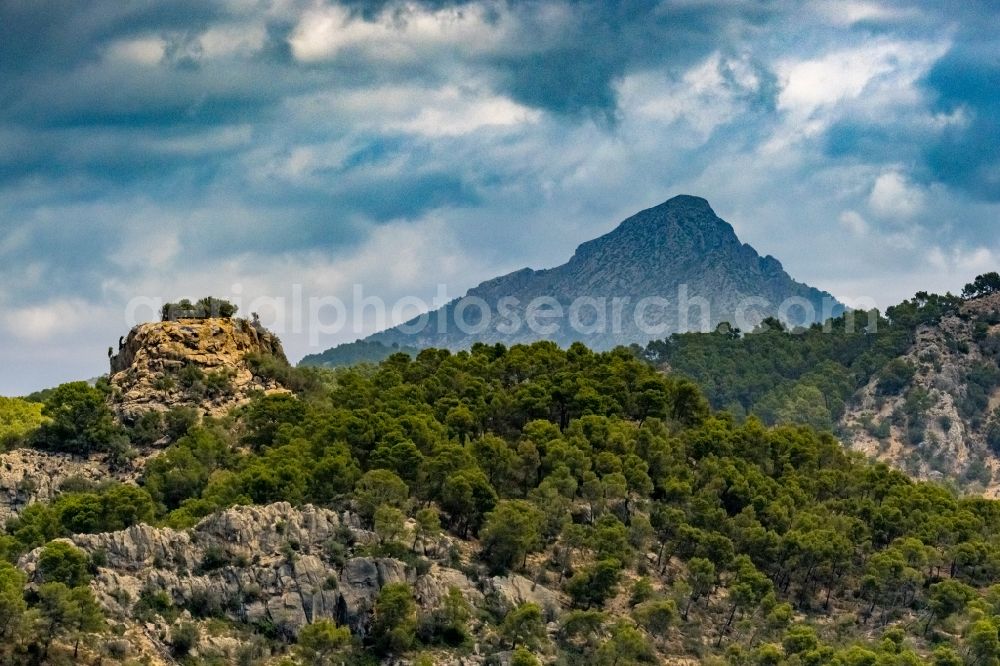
[
  {"xmin": 838, "ymin": 210, "xmax": 869, "ymax": 236},
  {"xmin": 315, "ymin": 83, "xmax": 543, "ymax": 137},
  {"xmin": 3, "ymin": 299, "xmax": 92, "ymax": 341},
  {"xmin": 393, "ymin": 88, "xmax": 541, "ymax": 137},
  {"xmin": 811, "ymin": 1, "xmax": 918, "ymax": 27},
  {"xmin": 198, "ymin": 23, "xmax": 267, "ymax": 58},
  {"xmin": 104, "ymin": 37, "xmax": 167, "ymax": 66},
  {"xmin": 111, "ymin": 229, "xmax": 181, "ymax": 271},
  {"xmin": 288, "ymin": 2, "xmax": 511, "ymax": 63},
  {"xmin": 868, "ymin": 170, "xmax": 927, "ymax": 219},
  {"xmin": 927, "ymin": 245, "xmax": 995, "ymax": 276},
  {"xmin": 617, "ymin": 53, "xmax": 762, "ymax": 144},
  {"xmin": 0, "ymin": 225, "xmax": 31, "ymax": 256},
  {"xmin": 97, "ymin": 213, "xmax": 481, "ymax": 359},
  {"xmin": 769, "ymin": 37, "xmax": 950, "ymax": 152}
]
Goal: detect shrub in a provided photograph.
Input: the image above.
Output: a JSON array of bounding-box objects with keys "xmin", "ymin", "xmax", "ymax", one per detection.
[
  {"xmin": 199, "ymin": 545, "xmax": 233, "ymax": 572},
  {"xmin": 632, "ymin": 598, "xmax": 677, "ymax": 634},
  {"xmin": 170, "ymin": 622, "xmax": 200, "ymax": 657},
  {"xmin": 185, "ymin": 588, "xmax": 226, "ymax": 618},
  {"xmin": 417, "ymin": 587, "xmax": 471, "ymax": 646},
  {"xmin": 876, "ymin": 360, "xmax": 915, "ymax": 396},
  {"xmin": 0, "ymin": 397, "xmax": 45, "ymax": 449},
  {"xmin": 566, "ymin": 559, "xmax": 622, "ymax": 608},
  {"xmin": 134, "ymin": 589, "xmax": 177, "ymax": 622}
]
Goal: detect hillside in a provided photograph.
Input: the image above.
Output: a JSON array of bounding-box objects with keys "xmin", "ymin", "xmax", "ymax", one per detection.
[
  {"xmin": 642, "ymin": 288, "xmax": 1000, "ymax": 495},
  {"xmin": 305, "ymin": 196, "xmax": 843, "ymax": 366},
  {"xmin": 299, "ymin": 339, "xmax": 419, "ymax": 369},
  {"xmin": 2, "ymin": 332, "xmax": 1000, "ymax": 664},
  {"xmin": 842, "ymin": 293, "xmax": 1000, "ymax": 494}
]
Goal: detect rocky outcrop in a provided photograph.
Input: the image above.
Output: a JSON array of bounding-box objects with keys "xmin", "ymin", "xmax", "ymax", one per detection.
[
  {"xmin": 487, "ymin": 573, "xmax": 563, "ymax": 613},
  {"xmin": 16, "ymin": 501, "xmax": 565, "ymax": 662},
  {"xmin": 108, "ymin": 317, "xmax": 290, "ymax": 423},
  {"xmin": 0, "ymin": 448, "xmax": 113, "ymax": 527},
  {"xmin": 19, "ymin": 503, "xmax": 458, "ymax": 635},
  {"xmin": 840, "ymin": 293, "xmax": 1000, "ymax": 496}
]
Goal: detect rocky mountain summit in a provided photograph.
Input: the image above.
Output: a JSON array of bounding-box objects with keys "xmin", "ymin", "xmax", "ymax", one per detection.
[
  {"xmin": 349, "ymin": 195, "xmax": 842, "ymax": 353},
  {"xmin": 109, "ymin": 317, "xmax": 289, "ymax": 423}
]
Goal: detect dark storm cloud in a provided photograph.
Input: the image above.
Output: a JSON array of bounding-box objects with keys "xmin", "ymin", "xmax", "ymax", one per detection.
[
  {"xmin": 0, "ymin": 0, "xmax": 223, "ymax": 73},
  {"xmin": 490, "ymin": 0, "xmax": 780, "ymax": 120},
  {"xmin": 922, "ymin": 40, "xmax": 1000, "ymax": 201},
  {"xmin": 815, "ymin": 0, "xmax": 1000, "ymax": 202}
]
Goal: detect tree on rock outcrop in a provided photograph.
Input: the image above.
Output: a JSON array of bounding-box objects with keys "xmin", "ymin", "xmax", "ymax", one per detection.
[
  {"xmin": 296, "ymin": 619, "xmax": 353, "ymax": 665},
  {"xmin": 962, "ymin": 272, "xmax": 1000, "ymax": 299},
  {"xmin": 37, "ymin": 541, "xmax": 90, "ymax": 587},
  {"xmin": 500, "ymin": 603, "xmax": 547, "ymax": 651},
  {"xmin": 161, "ymin": 296, "xmax": 238, "ymax": 321}
]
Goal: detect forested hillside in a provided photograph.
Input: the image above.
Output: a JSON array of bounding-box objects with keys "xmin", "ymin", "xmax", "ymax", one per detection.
[
  {"xmin": 299, "ymin": 340, "xmax": 419, "ymax": 369},
  {"xmin": 4, "ymin": 337, "xmax": 1000, "ymax": 664},
  {"xmin": 640, "ymin": 284, "xmax": 1000, "ymax": 494}
]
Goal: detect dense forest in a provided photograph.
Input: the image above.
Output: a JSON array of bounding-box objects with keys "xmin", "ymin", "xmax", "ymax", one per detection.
[{"xmin": 4, "ymin": 327, "xmax": 1000, "ymax": 664}]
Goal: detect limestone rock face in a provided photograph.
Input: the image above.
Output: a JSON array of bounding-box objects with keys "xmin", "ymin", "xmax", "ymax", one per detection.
[
  {"xmin": 487, "ymin": 573, "xmax": 563, "ymax": 612},
  {"xmin": 17, "ymin": 503, "xmax": 502, "ymax": 635},
  {"xmin": 109, "ymin": 317, "xmax": 289, "ymax": 423},
  {"xmin": 0, "ymin": 448, "xmax": 112, "ymax": 528}
]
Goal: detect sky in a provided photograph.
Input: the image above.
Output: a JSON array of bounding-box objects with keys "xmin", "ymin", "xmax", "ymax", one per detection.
[{"xmin": 0, "ymin": 0, "xmax": 998, "ymax": 395}]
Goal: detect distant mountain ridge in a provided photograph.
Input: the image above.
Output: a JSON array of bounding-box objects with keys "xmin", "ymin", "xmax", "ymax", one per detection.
[{"xmin": 303, "ymin": 195, "xmax": 843, "ymax": 365}]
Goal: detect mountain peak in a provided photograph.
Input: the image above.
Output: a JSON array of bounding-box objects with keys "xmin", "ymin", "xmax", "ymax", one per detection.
[
  {"xmin": 657, "ymin": 194, "xmax": 715, "ymax": 213},
  {"xmin": 341, "ymin": 195, "xmax": 843, "ymax": 354},
  {"xmin": 613, "ymin": 194, "xmax": 726, "ymax": 237}
]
